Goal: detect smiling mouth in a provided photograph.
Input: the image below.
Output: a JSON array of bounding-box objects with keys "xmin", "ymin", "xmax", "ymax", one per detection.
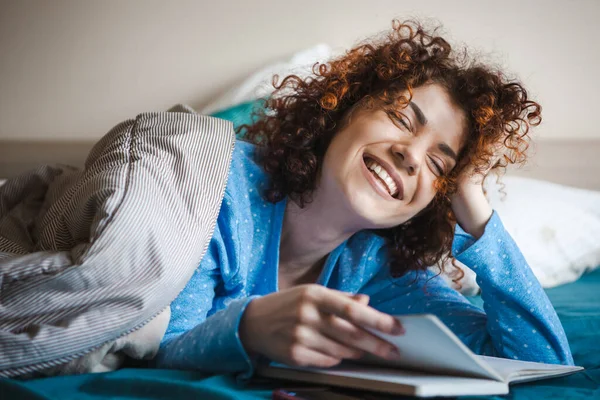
[{"xmin": 363, "ymin": 155, "xmax": 401, "ymax": 199}]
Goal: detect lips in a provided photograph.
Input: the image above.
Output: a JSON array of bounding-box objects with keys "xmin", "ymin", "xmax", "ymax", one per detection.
[{"xmin": 362, "ymin": 153, "xmax": 404, "ymax": 201}]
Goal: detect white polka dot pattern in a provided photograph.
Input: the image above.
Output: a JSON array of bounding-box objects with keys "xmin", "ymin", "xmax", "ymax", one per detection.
[{"xmin": 156, "ymin": 140, "xmax": 575, "ymax": 378}]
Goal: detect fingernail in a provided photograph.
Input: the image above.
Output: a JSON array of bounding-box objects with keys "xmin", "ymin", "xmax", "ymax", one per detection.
[
  {"xmin": 389, "ymin": 347, "xmax": 401, "ymax": 358},
  {"xmin": 392, "ymin": 324, "xmax": 405, "ymax": 335},
  {"xmin": 354, "ymin": 294, "xmax": 369, "ymax": 304}
]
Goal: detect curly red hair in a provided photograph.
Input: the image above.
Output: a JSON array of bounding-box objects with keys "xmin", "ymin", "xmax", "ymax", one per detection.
[{"xmin": 240, "ymin": 20, "xmax": 541, "ymax": 280}]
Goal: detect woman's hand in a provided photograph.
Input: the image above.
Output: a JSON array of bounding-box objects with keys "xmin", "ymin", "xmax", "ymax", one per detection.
[
  {"xmin": 450, "ymin": 147, "xmax": 504, "ymax": 239},
  {"xmin": 239, "ymin": 284, "xmax": 404, "ymax": 368}
]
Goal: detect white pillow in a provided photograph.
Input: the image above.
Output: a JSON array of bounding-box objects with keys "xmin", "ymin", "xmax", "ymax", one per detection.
[
  {"xmin": 485, "ymin": 175, "xmax": 600, "ymax": 287},
  {"xmin": 446, "ymin": 176, "xmax": 600, "ymax": 293},
  {"xmin": 200, "ymin": 44, "xmax": 334, "ymax": 114}
]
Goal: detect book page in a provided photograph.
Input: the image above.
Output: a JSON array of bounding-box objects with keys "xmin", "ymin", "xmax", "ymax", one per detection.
[
  {"xmin": 478, "ymin": 356, "xmax": 583, "ymax": 383},
  {"xmin": 362, "ymin": 314, "xmax": 504, "ymax": 381},
  {"xmin": 262, "ymin": 363, "xmax": 510, "ymax": 397}
]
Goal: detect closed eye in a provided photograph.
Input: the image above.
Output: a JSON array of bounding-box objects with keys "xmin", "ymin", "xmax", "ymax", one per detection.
[
  {"xmin": 387, "ymin": 111, "xmax": 413, "ymax": 133},
  {"xmin": 430, "ymin": 157, "xmax": 444, "ymax": 175},
  {"xmin": 386, "ymin": 110, "xmax": 445, "ymax": 175}
]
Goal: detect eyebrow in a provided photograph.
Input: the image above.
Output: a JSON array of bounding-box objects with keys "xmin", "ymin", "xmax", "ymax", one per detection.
[
  {"xmin": 409, "ymin": 101, "xmax": 457, "ymax": 161},
  {"xmin": 409, "ymin": 101, "xmax": 428, "ymax": 126},
  {"xmin": 439, "ymin": 143, "xmax": 458, "ymax": 161}
]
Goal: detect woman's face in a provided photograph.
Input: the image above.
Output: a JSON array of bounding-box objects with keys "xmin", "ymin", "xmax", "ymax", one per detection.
[{"xmin": 320, "ymin": 83, "xmax": 467, "ymax": 230}]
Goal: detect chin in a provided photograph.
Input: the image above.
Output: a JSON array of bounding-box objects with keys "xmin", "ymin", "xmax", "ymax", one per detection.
[{"xmin": 344, "ymin": 188, "xmax": 405, "ymax": 230}]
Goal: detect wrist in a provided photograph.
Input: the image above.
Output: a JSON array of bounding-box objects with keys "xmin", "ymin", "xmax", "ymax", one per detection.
[
  {"xmin": 452, "ymin": 185, "xmax": 493, "ymax": 239},
  {"xmin": 239, "ymin": 298, "xmax": 261, "ymax": 357}
]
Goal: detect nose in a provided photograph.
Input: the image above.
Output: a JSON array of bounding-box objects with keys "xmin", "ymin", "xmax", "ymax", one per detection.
[{"xmin": 393, "ymin": 145, "xmax": 420, "ymax": 176}]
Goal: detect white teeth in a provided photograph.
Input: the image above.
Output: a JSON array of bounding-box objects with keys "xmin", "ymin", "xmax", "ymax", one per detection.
[
  {"xmin": 365, "ymin": 158, "xmax": 399, "ymax": 197},
  {"xmin": 384, "ymin": 176, "xmax": 395, "ymax": 187}
]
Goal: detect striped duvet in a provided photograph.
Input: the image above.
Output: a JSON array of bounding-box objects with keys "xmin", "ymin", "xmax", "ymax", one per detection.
[{"xmin": 0, "ymin": 104, "xmax": 234, "ymax": 378}]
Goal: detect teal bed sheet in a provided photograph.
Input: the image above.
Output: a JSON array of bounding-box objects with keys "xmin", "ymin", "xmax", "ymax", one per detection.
[{"xmin": 2, "ymin": 267, "xmax": 599, "ymax": 400}]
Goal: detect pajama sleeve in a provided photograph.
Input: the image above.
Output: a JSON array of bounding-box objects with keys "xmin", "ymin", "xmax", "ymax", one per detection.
[
  {"xmin": 366, "ymin": 210, "xmax": 574, "ymax": 365},
  {"xmin": 153, "ymin": 211, "xmax": 259, "ymax": 377}
]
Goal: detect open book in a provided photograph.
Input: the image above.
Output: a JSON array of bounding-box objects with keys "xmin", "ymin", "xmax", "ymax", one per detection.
[{"xmin": 257, "ymin": 314, "xmax": 583, "ymax": 397}]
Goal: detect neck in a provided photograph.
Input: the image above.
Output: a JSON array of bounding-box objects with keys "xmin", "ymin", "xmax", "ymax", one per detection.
[{"xmin": 279, "ymin": 188, "xmax": 359, "ymax": 276}]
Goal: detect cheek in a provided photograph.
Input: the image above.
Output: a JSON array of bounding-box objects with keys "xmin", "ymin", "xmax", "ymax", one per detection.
[
  {"xmin": 320, "ymin": 147, "xmax": 350, "ymax": 190},
  {"xmin": 324, "ymin": 135, "xmax": 361, "ymax": 181},
  {"xmin": 412, "ymin": 177, "xmax": 438, "ymax": 209}
]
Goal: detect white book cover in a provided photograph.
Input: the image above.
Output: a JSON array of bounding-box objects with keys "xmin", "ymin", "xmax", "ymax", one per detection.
[{"xmin": 257, "ymin": 314, "xmax": 583, "ymax": 397}]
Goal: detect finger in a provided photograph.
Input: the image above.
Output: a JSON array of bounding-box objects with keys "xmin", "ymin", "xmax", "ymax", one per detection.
[
  {"xmin": 293, "ymin": 325, "xmax": 363, "ymax": 360},
  {"xmin": 338, "ymin": 291, "xmax": 369, "ymax": 302},
  {"xmin": 285, "ymin": 344, "xmax": 342, "ymax": 368},
  {"xmin": 320, "ymin": 313, "xmax": 401, "ymax": 361},
  {"xmin": 317, "ymin": 291, "xmax": 403, "ymax": 335},
  {"xmin": 351, "ymin": 293, "xmax": 370, "ymax": 305},
  {"xmin": 328, "ymin": 290, "xmax": 370, "ymax": 307}
]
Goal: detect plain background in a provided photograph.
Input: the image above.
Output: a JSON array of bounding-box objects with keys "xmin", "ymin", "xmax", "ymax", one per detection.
[{"xmin": 1, "ymin": 0, "xmax": 599, "ymax": 141}]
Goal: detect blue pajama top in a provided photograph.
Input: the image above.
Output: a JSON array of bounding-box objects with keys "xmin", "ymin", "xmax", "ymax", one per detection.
[{"xmin": 154, "ymin": 139, "xmax": 574, "ymax": 376}]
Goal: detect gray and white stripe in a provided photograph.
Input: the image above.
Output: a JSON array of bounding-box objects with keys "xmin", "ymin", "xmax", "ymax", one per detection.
[{"xmin": 0, "ymin": 104, "xmax": 235, "ymax": 377}]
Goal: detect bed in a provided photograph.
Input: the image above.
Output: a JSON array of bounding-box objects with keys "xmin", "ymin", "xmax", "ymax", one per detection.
[
  {"xmin": 0, "ymin": 99, "xmax": 598, "ymax": 400},
  {"xmin": 0, "ymin": 268, "xmax": 597, "ymax": 399},
  {"xmin": 1, "ymin": 45, "xmax": 600, "ymax": 397}
]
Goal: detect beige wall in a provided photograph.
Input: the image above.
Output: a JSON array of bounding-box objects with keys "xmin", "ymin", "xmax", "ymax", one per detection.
[{"xmin": 1, "ymin": 0, "xmax": 599, "ymax": 141}]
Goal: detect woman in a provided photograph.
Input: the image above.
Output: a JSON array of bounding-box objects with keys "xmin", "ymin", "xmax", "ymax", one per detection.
[{"xmin": 154, "ymin": 20, "xmax": 574, "ymax": 377}]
